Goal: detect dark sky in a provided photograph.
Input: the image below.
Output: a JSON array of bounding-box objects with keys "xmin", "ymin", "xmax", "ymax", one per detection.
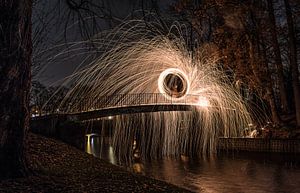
[{"xmin": 33, "ymin": 0, "xmax": 176, "ymax": 86}]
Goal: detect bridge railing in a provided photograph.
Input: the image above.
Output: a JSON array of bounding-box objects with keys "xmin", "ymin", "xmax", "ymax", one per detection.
[{"xmin": 41, "ymin": 93, "xmax": 201, "ymax": 115}]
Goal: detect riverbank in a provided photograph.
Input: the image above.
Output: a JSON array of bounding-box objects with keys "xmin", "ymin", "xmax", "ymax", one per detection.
[
  {"xmin": 218, "ymin": 137, "xmax": 300, "ymax": 153},
  {"xmin": 0, "ymin": 133, "xmax": 192, "ymax": 193}
]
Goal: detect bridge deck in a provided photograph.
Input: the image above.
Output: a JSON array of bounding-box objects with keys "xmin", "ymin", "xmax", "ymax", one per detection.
[
  {"xmin": 33, "ymin": 93, "xmax": 202, "ymax": 121},
  {"xmin": 70, "ymin": 104, "xmax": 196, "ymax": 121},
  {"xmin": 33, "ymin": 104, "xmax": 197, "ymax": 121}
]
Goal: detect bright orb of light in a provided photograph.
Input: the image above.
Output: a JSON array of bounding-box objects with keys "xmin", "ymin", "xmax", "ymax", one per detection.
[
  {"xmin": 158, "ymin": 68, "xmax": 190, "ymax": 100},
  {"xmin": 197, "ymin": 96, "xmax": 210, "ymax": 107}
]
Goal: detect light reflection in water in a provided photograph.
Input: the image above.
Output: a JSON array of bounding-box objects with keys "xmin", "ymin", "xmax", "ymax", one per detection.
[
  {"xmin": 109, "ymin": 146, "xmax": 116, "ymax": 165},
  {"xmin": 133, "ymin": 162, "xmax": 144, "ymax": 173},
  {"xmin": 85, "ymin": 133, "xmax": 117, "ymax": 165},
  {"xmin": 85, "ymin": 134, "xmax": 300, "ymax": 193},
  {"xmin": 85, "ymin": 134, "xmax": 92, "ymax": 154}
]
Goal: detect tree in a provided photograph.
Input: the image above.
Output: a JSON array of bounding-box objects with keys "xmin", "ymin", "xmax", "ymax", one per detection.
[
  {"xmin": 0, "ymin": 0, "xmax": 32, "ymax": 178},
  {"xmin": 31, "ymin": 81, "xmax": 49, "ymax": 116},
  {"xmin": 267, "ymin": 0, "xmax": 289, "ymax": 114},
  {"xmin": 172, "ymin": 0, "xmax": 295, "ymax": 125},
  {"xmin": 284, "ymin": 0, "xmax": 300, "ymax": 127}
]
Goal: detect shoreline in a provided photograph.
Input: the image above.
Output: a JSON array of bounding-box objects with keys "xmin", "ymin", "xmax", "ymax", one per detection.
[
  {"xmin": 218, "ymin": 137, "xmax": 300, "ymax": 153},
  {"xmin": 0, "ymin": 133, "xmax": 192, "ymax": 193}
]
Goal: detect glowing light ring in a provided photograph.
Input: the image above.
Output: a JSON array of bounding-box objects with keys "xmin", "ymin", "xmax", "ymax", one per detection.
[{"xmin": 158, "ymin": 68, "xmax": 190, "ymax": 101}]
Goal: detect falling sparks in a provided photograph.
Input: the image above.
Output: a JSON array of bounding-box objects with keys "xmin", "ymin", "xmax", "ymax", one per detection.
[{"xmin": 50, "ymin": 20, "xmax": 253, "ymax": 159}]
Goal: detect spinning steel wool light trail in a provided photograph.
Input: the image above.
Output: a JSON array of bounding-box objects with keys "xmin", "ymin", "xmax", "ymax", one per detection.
[{"xmin": 53, "ymin": 20, "xmax": 252, "ymax": 159}]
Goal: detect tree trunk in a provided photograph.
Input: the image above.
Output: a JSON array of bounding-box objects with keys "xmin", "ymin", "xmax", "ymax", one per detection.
[
  {"xmin": 248, "ymin": 39, "xmax": 280, "ymax": 124},
  {"xmin": 261, "ymin": 37, "xmax": 281, "ymax": 125},
  {"xmin": 284, "ymin": 0, "xmax": 300, "ymax": 127},
  {"xmin": 0, "ymin": 0, "xmax": 32, "ymax": 178},
  {"xmin": 247, "ymin": 8, "xmax": 281, "ymax": 125},
  {"xmin": 267, "ymin": 0, "xmax": 289, "ymax": 113}
]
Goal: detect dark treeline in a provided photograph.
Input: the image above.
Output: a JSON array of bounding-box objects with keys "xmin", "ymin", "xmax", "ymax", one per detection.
[
  {"xmin": 31, "ymin": 81, "xmax": 69, "ymax": 115},
  {"xmin": 172, "ymin": 0, "xmax": 300, "ymax": 127}
]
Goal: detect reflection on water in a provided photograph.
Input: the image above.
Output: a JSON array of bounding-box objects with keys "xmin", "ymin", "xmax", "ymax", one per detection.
[
  {"xmin": 85, "ymin": 134, "xmax": 300, "ymax": 193},
  {"xmin": 85, "ymin": 134, "xmax": 117, "ymax": 165}
]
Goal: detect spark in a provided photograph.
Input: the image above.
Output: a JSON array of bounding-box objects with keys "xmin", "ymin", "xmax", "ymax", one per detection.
[
  {"xmin": 47, "ymin": 20, "xmax": 253, "ymax": 159},
  {"xmin": 197, "ymin": 96, "xmax": 210, "ymax": 107},
  {"xmin": 158, "ymin": 68, "xmax": 190, "ymax": 101}
]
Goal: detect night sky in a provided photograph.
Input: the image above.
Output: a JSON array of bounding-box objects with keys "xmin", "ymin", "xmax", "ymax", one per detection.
[{"xmin": 33, "ymin": 0, "xmax": 176, "ymax": 86}]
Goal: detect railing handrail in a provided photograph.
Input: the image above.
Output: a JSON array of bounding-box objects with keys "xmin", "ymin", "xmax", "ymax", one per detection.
[{"xmin": 37, "ymin": 93, "xmax": 203, "ymax": 115}]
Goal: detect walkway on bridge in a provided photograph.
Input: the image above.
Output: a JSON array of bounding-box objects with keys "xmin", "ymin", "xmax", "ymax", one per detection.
[{"xmin": 33, "ymin": 93, "xmax": 203, "ymax": 121}]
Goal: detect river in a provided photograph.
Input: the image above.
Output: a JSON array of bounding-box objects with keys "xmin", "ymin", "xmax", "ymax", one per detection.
[{"xmin": 85, "ymin": 134, "xmax": 300, "ymax": 193}]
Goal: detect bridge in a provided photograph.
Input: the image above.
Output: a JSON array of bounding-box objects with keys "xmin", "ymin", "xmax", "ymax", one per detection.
[{"xmin": 33, "ymin": 93, "xmax": 203, "ymax": 121}]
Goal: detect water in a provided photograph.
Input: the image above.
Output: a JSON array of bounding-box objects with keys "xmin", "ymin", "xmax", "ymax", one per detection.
[{"xmin": 85, "ymin": 135, "xmax": 300, "ymax": 193}]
